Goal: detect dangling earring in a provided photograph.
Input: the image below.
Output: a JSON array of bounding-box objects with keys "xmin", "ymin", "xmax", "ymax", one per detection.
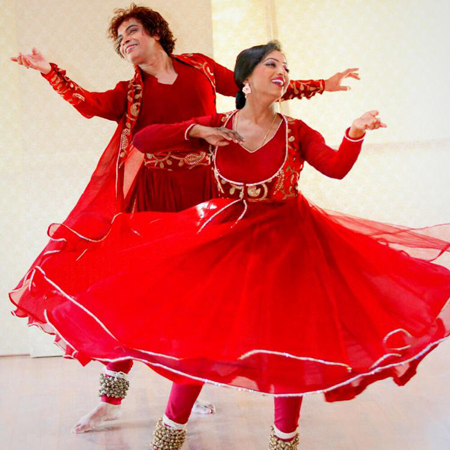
[{"xmin": 242, "ymin": 83, "xmax": 252, "ymax": 98}]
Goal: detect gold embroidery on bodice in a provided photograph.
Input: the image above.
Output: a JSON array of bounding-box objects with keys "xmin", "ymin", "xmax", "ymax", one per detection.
[{"xmin": 213, "ymin": 112, "xmax": 304, "ymax": 202}]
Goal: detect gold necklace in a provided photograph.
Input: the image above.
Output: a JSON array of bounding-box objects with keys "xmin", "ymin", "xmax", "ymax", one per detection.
[{"xmin": 234, "ymin": 111, "xmax": 278, "ymax": 153}]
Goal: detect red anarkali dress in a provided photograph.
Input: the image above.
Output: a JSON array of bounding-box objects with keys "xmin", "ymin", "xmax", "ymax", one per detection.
[
  {"xmin": 10, "ymin": 54, "xmax": 323, "ymax": 311},
  {"xmin": 10, "ymin": 111, "xmax": 450, "ymax": 401}
]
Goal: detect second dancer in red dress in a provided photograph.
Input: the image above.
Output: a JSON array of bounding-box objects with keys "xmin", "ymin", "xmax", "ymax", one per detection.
[{"xmin": 11, "ymin": 40, "xmax": 450, "ymax": 448}]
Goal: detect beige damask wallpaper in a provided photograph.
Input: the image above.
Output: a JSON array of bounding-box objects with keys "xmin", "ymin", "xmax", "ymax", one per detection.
[
  {"xmin": 275, "ymin": 0, "xmax": 450, "ymax": 145},
  {"xmin": 1, "ymin": 0, "xmax": 450, "ymax": 356}
]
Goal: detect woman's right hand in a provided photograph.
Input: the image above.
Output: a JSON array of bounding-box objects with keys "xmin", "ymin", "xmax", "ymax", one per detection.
[
  {"xmin": 10, "ymin": 48, "xmax": 52, "ymax": 75},
  {"xmin": 189, "ymin": 125, "xmax": 244, "ymax": 147},
  {"xmin": 349, "ymin": 110, "xmax": 387, "ymax": 139}
]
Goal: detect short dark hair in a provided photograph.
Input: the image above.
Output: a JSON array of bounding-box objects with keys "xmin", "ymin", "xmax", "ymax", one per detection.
[
  {"xmin": 108, "ymin": 3, "xmax": 176, "ymax": 56},
  {"xmin": 234, "ymin": 41, "xmax": 283, "ymax": 109}
]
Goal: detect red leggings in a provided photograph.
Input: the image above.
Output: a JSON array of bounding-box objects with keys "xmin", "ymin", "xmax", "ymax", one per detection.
[
  {"xmin": 103, "ymin": 363, "xmax": 303, "ymax": 434},
  {"xmin": 165, "ymin": 382, "xmax": 303, "ymax": 435}
]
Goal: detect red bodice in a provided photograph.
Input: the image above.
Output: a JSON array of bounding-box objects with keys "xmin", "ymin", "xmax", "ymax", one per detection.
[
  {"xmin": 213, "ymin": 112, "xmax": 304, "ymax": 202},
  {"xmin": 133, "ymin": 111, "xmax": 366, "ymax": 205}
]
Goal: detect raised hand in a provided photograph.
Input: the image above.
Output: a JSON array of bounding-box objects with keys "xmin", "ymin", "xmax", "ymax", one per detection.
[
  {"xmin": 324, "ymin": 68, "xmax": 360, "ymax": 92},
  {"xmin": 190, "ymin": 125, "xmax": 244, "ymax": 147},
  {"xmin": 349, "ymin": 110, "xmax": 387, "ymax": 139},
  {"xmin": 10, "ymin": 48, "xmax": 52, "ymax": 75}
]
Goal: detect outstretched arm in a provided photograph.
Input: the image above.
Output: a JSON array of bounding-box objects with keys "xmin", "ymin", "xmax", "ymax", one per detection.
[
  {"xmin": 283, "ymin": 68, "xmax": 360, "ymax": 100},
  {"xmin": 298, "ymin": 111, "xmax": 386, "ymax": 179},
  {"xmin": 133, "ymin": 115, "xmax": 243, "ymax": 154},
  {"xmin": 11, "ymin": 48, "xmax": 127, "ymax": 122},
  {"xmin": 202, "ymin": 54, "xmax": 357, "ymax": 101}
]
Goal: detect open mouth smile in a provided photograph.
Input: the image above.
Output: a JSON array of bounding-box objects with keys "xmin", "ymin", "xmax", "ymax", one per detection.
[
  {"xmin": 125, "ymin": 44, "xmax": 138, "ymax": 54},
  {"xmin": 271, "ymin": 77, "xmax": 285, "ymax": 87}
]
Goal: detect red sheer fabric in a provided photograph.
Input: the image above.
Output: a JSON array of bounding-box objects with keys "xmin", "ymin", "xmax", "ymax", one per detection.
[{"xmin": 10, "ymin": 111, "xmax": 450, "ymax": 402}]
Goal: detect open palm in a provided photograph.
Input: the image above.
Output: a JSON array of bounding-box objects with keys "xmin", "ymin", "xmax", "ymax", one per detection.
[
  {"xmin": 353, "ymin": 110, "xmax": 387, "ymax": 132},
  {"xmin": 11, "ymin": 48, "xmax": 51, "ymax": 74}
]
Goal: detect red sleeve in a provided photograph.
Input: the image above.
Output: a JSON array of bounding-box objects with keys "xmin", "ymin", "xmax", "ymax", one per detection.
[
  {"xmin": 201, "ymin": 54, "xmax": 326, "ymax": 102},
  {"xmin": 282, "ymin": 79, "xmax": 325, "ymax": 101},
  {"xmin": 41, "ymin": 63, "xmax": 128, "ymax": 122},
  {"xmin": 132, "ymin": 114, "xmax": 223, "ymax": 154},
  {"xmin": 296, "ymin": 120, "xmax": 364, "ymax": 179},
  {"xmin": 199, "ymin": 54, "xmax": 238, "ymax": 97},
  {"xmin": 197, "ymin": 54, "xmax": 325, "ymax": 101}
]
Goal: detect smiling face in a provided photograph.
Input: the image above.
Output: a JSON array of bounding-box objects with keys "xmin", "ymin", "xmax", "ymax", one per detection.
[
  {"xmin": 246, "ymin": 50, "xmax": 290, "ymax": 99},
  {"xmin": 117, "ymin": 18, "xmax": 162, "ymax": 64}
]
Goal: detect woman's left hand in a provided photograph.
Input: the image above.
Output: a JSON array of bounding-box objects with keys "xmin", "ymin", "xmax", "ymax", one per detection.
[
  {"xmin": 324, "ymin": 68, "xmax": 360, "ymax": 92},
  {"xmin": 349, "ymin": 110, "xmax": 387, "ymax": 139}
]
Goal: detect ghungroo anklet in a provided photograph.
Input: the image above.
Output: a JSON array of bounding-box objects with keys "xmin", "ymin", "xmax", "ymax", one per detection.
[
  {"xmin": 98, "ymin": 372, "xmax": 129, "ymax": 399},
  {"xmin": 269, "ymin": 426, "xmax": 300, "ymax": 450},
  {"xmin": 152, "ymin": 418, "xmax": 187, "ymax": 450}
]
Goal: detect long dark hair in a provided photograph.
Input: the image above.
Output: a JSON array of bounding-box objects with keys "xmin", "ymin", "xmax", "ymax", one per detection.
[{"xmin": 234, "ymin": 40, "xmax": 282, "ymax": 109}]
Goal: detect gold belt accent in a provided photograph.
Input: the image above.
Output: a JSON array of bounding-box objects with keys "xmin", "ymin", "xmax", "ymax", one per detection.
[{"xmin": 144, "ymin": 151, "xmax": 210, "ymax": 171}]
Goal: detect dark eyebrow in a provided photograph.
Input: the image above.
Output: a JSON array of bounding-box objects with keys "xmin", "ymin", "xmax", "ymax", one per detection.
[
  {"xmin": 118, "ymin": 24, "xmax": 139, "ymax": 41},
  {"xmin": 264, "ymin": 57, "xmax": 288, "ymax": 66}
]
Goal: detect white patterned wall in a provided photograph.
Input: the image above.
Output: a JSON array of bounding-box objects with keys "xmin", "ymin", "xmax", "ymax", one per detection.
[
  {"xmin": 275, "ymin": 0, "xmax": 450, "ymax": 145},
  {"xmin": 1, "ymin": 0, "xmax": 30, "ymax": 356}
]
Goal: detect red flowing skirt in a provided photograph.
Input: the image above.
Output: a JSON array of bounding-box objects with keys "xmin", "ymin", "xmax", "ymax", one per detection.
[{"xmin": 10, "ymin": 195, "xmax": 450, "ymax": 401}]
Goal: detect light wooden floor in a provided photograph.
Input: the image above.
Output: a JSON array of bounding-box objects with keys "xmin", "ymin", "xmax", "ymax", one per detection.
[{"xmin": 1, "ymin": 341, "xmax": 450, "ymax": 450}]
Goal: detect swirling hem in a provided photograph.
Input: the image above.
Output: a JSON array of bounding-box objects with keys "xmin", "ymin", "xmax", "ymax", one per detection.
[{"xmin": 9, "ymin": 265, "xmax": 450, "ymax": 399}]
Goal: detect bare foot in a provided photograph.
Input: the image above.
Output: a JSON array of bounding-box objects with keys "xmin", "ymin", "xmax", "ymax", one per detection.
[
  {"xmin": 192, "ymin": 399, "xmax": 216, "ymax": 415},
  {"xmin": 72, "ymin": 402, "xmax": 122, "ymax": 434}
]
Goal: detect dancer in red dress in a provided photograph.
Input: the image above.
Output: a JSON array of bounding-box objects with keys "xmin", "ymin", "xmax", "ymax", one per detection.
[
  {"xmin": 10, "ymin": 5, "xmax": 359, "ymax": 433},
  {"xmin": 10, "ymin": 40, "xmax": 450, "ymax": 449}
]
